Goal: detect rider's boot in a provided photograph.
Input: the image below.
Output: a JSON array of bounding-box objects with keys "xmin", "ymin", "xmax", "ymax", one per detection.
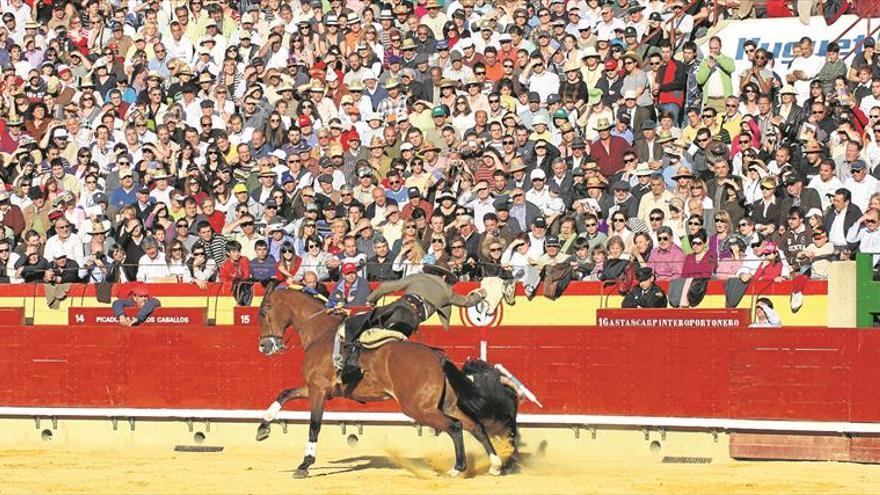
[{"xmin": 340, "ymin": 344, "xmax": 363, "ymax": 384}]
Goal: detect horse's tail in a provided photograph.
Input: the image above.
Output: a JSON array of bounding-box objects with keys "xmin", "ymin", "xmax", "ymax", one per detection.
[
  {"xmin": 259, "ymin": 279, "xmax": 280, "ymax": 319},
  {"xmin": 443, "ymin": 359, "xmax": 519, "ymax": 461}
]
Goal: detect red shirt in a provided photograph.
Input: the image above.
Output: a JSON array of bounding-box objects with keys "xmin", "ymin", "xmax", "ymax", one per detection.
[
  {"xmin": 219, "ymin": 257, "xmax": 251, "ymax": 283},
  {"xmin": 590, "ymin": 136, "xmax": 633, "ymax": 177}
]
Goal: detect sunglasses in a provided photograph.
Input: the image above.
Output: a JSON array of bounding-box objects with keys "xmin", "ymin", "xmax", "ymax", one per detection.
[
  {"xmin": 688, "ymin": 221, "xmax": 701, "ymax": 226},
  {"xmin": 193, "ymin": 252, "xmax": 205, "ymax": 256},
  {"xmin": 691, "ymin": 240, "xmax": 705, "ymax": 246},
  {"xmin": 812, "ymin": 233, "xmax": 826, "ymax": 239},
  {"xmin": 739, "ymin": 222, "xmax": 750, "ymax": 227},
  {"xmin": 714, "ymin": 218, "xmax": 727, "ymax": 223},
  {"xmin": 657, "ymin": 235, "xmax": 670, "ymax": 241},
  {"xmin": 613, "ymin": 218, "xmax": 626, "ymax": 223},
  {"xmin": 650, "ymin": 216, "xmax": 663, "ymax": 221},
  {"xmin": 308, "ymin": 244, "xmax": 320, "ymax": 249},
  {"xmin": 281, "ymin": 248, "xmax": 295, "ymax": 253},
  {"xmin": 432, "ymin": 238, "xmax": 444, "ymax": 244}
]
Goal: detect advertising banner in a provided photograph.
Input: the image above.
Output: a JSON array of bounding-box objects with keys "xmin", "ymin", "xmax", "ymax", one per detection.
[
  {"xmin": 703, "ymin": 15, "xmax": 880, "ymax": 65},
  {"xmin": 596, "ymin": 308, "xmax": 750, "ymax": 328}
]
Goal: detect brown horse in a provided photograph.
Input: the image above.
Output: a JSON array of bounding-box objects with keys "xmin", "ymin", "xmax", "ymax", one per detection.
[{"xmin": 256, "ymin": 283, "xmax": 518, "ymax": 478}]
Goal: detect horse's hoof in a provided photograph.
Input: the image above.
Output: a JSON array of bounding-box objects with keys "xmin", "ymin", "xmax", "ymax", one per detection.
[
  {"xmin": 488, "ymin": 454, "xmax": 503, "ymax": 476},
  {"xmin": 446, "ymin": 468, "xmax": 462, "ymax": 478},
  {"xmin": 293, "ymin": 468, "xmax": 309, "ymax": 479},
  {"xmin": 255, "ymin": 425, "xmax": 270, "ymax": 442}
]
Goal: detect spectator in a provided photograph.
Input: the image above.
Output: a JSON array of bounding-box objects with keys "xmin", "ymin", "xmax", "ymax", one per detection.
[
  {"xmin": 251, "ymin": 240, "xmax": 278, "ymax": 286},
  {"xmin": 673, "ymin": 229, "xmax": 717, "ymax": 308},
  {"xmin": 327, "ymin": 262, "xmax": 370, "ymax": 309},
  {"xmin": 798, "ymin": 227, "xmax": 835, "ymax": 279},
  {"xmin": 137, "ymin": 237, "xmax": 170, "ymax": 283},
  {"xmin": 825, "ymin": 188, "xmax": 862, "ymax": 256},
  {"xmin": 166, "ymin": 240, "xmax": 192, "ymax": 283},
  {"xmin": 622, "ymin": 267, "xmax": 668, "ymax": 308},
  {"xmin": 750, "ymin": 297, "xmax": 782, "ymax": 328},
  {"xmin": 650, "ymin": 226, "xmax": 686, "ymax": 280},
  {"xmin": 112, "ymin": 284, "xmax": 161, "ymax": 327},
  {"xmin": 846, "ymin": 208, "xmax": 880, "ymax": 265}
]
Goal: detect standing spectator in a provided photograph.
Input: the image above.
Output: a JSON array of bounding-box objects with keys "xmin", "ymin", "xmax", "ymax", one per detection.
[{"xmin": 696, "ymin": 36, "xmax": 735, "ymax": 114}]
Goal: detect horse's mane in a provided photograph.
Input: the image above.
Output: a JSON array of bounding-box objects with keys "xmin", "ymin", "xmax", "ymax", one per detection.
[{"xmin": 261, "ymin": 282, "xmax": 343, "ymax": 333}]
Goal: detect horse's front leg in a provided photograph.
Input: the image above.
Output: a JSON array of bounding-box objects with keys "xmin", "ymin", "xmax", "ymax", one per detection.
[
  {"xmin": 256, "ymin": 386, "xmax": 308, "ymax": 441},
  {"xmin": 293, "ymin": 387, "xmax": 327, "ymax": 479}
]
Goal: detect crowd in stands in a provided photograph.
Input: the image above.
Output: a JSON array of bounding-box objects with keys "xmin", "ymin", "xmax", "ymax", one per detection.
[{"xmin": 0, "ymin": 0, "xmax": 876, "ymax": 310}]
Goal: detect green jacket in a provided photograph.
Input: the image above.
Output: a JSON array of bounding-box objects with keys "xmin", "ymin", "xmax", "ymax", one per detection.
[{"xmin": 695, "ymin": 54, "xmax": 736, "ymax": 104}]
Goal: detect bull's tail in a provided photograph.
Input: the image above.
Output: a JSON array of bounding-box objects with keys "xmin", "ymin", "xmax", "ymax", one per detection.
[{"xmin": 443, "ymin": 359, "xmax": 519, "ymax": 462}]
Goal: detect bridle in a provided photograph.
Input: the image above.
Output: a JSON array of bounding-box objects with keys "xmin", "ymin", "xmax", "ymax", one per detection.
[{"xmin": 259, "ymin": 304, "xmax": 342, "ymax": 356}]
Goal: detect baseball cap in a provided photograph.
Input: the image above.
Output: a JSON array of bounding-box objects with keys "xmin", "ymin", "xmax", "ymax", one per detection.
[{"xmin": 341, "ymin": 262, "xmax": 358, "ymax": 275}]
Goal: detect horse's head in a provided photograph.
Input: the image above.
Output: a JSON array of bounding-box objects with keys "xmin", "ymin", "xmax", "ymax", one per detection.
[
  {"xmin": 258, "ymin": 284, "xmax": 287, "ymax": 356},
  {"xmin": 257, "ymin": 284, "xmax": 336, "ymax": 356},
  {"xmin": 258, "ymin": 331, "xmax": 285, "ymax": 356}
]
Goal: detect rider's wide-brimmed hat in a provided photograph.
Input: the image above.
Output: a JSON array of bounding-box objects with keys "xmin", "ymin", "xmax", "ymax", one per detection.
[{"xmin": 424, "ymin": 261, "xmax": 458, "ymax": 284}]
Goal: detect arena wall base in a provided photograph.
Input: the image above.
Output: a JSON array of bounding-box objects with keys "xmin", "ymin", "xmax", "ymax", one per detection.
[{"xmin": 731, "ymin": 433, "xmax": 880, "ymax": 463}]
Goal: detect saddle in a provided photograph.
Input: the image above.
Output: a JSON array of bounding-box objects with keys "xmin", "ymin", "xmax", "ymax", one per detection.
[{"xmin": 336, "ymin": 324, "xmax": 408, "ymax": 350}]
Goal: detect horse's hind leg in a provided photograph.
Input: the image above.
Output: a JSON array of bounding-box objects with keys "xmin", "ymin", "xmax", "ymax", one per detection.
[
  {"xmin": 256, "ymin": 386, "xmax": 308, "ymax": 441},
  {"xmin": 413, "ymin": 410, "xmax": 467, "ymax": 477},
  {"xmin": 293, "ymin": 388, "xmax": 326, "ymax": 479},
  {"xmin": 469, "ymin": 422, "xmax": 503, "ymax": 476}
]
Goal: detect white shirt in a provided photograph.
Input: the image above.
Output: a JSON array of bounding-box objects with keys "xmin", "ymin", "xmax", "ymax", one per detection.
[
  {"xmin": 137, "ymin": 253, "xmax": 171, "ymax": 282},
  {"xmin": 44, "ymin": 234, "xmax": 85, "ymax": 266},
  {"xmin": 523, "ymin": 70, "xmax": 560, "ymax": 104},
  {"xmin": 847, "ymin": 223, "xmax": 880, "ymax": 265},
  {"xmin": 830, "ymin": 209, "xmax": 848, "ymax": 248},
  {"xmin": 860, "ymin": 94, "xmax": 880, "ymax": 116},
  {"xmin": 788, "ymin": 54, "xmax": 824, "ymax": 105},
  {"xmin": 807, "ymin": 175, "xmax": 843, "ymax": 210},
  {"xmin": 842, "ymin": 175, "xmax": 879, "ymax": 212}
]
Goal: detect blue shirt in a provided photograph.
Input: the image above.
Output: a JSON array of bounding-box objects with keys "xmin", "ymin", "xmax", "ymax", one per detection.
[
  {"xmin": 250, "ymin": 255, "xmax": 277, "ymax": 281},
  {"xmin": 109, "ymin": 186, "xmax": 137, "ymax": 210}
]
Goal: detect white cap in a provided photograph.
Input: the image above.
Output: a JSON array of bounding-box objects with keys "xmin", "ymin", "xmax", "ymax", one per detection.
[
  {"xmin": 530, "ymin": 168, "xmax": 546, "ymax": 180},
  {"xmin": 362, "ymin": 68, "xmax": 377, "ymax": 80},
  {"xmin": 533, "ymin": 115, "xmax": 549, "ymax": 127},
  {"xmin": 326, "ymin": 70, "xmax": 338, "ymax": 82},
  {"xmin": 272, "ymin": 149, "xmax": 287, "ymax": 159},
  {"xmin": 577, "ymin": 20, "xmax": 592, "ymax": 31},
  {"xmin": 400, "ymin": 142, "xmax": 414, "ymax": 152},
  {"xmin": 459, "ymin": 38, "xmax": 475, "ymax": 50},
  {"xmin": 624, "ymin": 90, "xmax": 637, "ymax": 100}
]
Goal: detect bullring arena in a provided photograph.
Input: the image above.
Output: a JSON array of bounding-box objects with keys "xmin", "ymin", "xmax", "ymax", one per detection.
[{"xmin": 2, "ymin": 263, "xmax": 880, "ymax": 494}]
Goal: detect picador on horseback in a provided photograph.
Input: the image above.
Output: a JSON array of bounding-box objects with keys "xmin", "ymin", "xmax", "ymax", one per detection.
[{"xmin": 333, "ymin": 262, "xmax": 487, "ymax": 384}]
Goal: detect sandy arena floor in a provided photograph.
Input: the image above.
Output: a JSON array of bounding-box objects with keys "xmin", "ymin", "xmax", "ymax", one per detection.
[{"xmin": 1, "ymin": 440, "xmax": 879, "ymax": 494}]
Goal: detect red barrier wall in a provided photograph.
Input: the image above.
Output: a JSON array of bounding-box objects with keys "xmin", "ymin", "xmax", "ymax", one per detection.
[{"xmin": 0, "ymin": 325, "xmax": 878, "ymax": 423}]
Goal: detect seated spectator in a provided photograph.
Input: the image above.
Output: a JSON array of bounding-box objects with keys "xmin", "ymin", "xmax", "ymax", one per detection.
[
  {"xmin": 649, "ymin": 226, "xmax": 686, "ymax": 280},
  {"xmin": 479, "ymin": 238, "xmax": 511, "ymax": 280},
  {"xmin": 251, "ymin": 240, "xmax": 278, "ymax": 286},
  {"xmin": 846, "ymin": 208, "xmax": 880, "ymax": 266},
  {"xmin": 716, "ymin": 234, "xmax": 749, "ymax": 280},
  {"xmin": 137, "ymin": 237, "xmax": 171, "ymax": 283},
  {"xmin": 750, "ymin": 297, "xmax": 781, "ymax": 328},
  {"xmin": 392, "ymin": 239, "xmax": 426, "ymax": 277},
  {"xmin": 166, "ymin": 239, "xmax": 192, "ymax": 283},
  {"xmin": 366, "ymin": 238, "xmax": 399, "ymax": 282},
  {"xmin": 301, "ymin": 270, "xmax": 331, "ymax": 299},
  {"xmin": 424, "ymin": 234, "xmax": 448, "ymax": 265},
  {"xmin": 671, "ymin": 230, "xmax": 717, "ymax": 308},
  {"xmin": 622, "ymin": 267, "xmax": 668, "ymax": 309},
  {"xmin": 276, "ymin": 242, "xmax": 302, "ymax": 287},
  {"xmin": 598, "ymin": 236, "xmax": 630, "ymax": 284},
  {"xmin": 294, "ymin": 234, "xmax": 333, "ymax": 282},
  {"xmin": 219, "ymin": 240, "xmax": 251, "ymax": 283},
  {"xmin": 0, "ymin": 238, "xmax": 20, "ymax": 283},
  {"xmin": 326, "ymin": 263, "xmax": 370, "ymax": 309},
  {"xmin": 569, "ymin": 238, "xmax": 595, "ymax": 281},
  {"xmin": 112, "ymin": 284, "xmax": 161, "ymax": 327},
  {"xmin": 188, "ymin": 245, "xmax": 218, "ymax": 289},
  {"xmin": 798, "ymin": 227, "xmax": 835, "ymax": 279}
]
